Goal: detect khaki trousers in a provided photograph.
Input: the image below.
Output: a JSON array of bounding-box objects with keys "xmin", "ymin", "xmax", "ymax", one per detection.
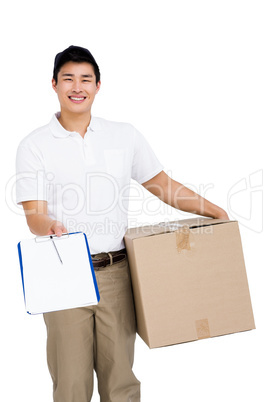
[{"xmin": 43, "ymin": 256, "xmax": 140, "ymax": 402}]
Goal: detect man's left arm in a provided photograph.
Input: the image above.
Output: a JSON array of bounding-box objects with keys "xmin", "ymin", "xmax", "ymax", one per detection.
[{"xmin": 142, "ymin": 171, "xmax": 229, "ymax": 220}]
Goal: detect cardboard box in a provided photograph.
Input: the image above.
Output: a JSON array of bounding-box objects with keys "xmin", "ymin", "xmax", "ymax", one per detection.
[{"xmin": 124, "ymin": 218, "xmax": 255, "ymax": 348}]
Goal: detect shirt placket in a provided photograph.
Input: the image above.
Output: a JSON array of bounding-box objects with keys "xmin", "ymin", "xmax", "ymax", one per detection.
[{"xmin": 82, "ymin": 133, "xmax": 96, "ymax": 167}]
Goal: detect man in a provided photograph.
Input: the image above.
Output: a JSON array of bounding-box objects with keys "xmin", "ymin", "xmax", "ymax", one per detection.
[{"xmin": 16, "ymin": 45, "xmax": 229, "ymax": 402}]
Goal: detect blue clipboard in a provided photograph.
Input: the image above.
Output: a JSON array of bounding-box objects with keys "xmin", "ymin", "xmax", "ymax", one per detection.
[{"xmin": 17, "ymin": 232, "xmax": 100, "ymax": 314}]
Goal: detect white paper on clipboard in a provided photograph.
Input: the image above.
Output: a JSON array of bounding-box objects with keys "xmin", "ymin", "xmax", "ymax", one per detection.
[{"xmin": 17, "ymin": 232, "xmax": 100, "ymax": 314}]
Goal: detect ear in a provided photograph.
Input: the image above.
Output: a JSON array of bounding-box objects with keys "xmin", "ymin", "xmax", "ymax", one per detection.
[
  {"xmin": 96, "ymin": 80, "xmax": 101, "ymax": 94},
  {"xmin": 52, "ymin": 78, "xmax": 57, "ymax": 93}
]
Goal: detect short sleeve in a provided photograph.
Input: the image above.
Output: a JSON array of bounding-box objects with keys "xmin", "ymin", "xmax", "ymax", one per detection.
[
  {"xmin": 131, "ymin": 128, "xmax": 164, "ymax": 184},
  {"xmin": 16, "ymin": 143, "xmax": 48, "ymax": 205}
]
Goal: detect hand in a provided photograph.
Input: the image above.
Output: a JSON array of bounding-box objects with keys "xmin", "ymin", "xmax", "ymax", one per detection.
[
  {"xmin": 214, "ymin": 208, "xmax": 230, "ymax": 220},
  {"xmin": 47, "ymin": 220, "xmax": 68, "ymax": 237}
]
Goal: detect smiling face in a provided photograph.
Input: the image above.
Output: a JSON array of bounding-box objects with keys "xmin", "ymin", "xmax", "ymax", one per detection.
[{"xmin": 52, "ymin": 61, "xmax": 101, "ymax": 117}]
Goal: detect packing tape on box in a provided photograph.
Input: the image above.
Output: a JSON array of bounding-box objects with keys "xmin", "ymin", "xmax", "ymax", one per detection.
[
  {"xmin": 195, "ymin": 319, "xmax": 211, "ymax": 339},
  {"xmin": 176, "ymin": 225, "xmax": 191, "ymax": 252},
  {"xmin": 158, "ymin": 222, "xmax": 183, "ymax": 231}
]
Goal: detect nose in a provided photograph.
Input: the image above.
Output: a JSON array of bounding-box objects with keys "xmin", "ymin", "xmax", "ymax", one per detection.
[{"xmin": 72, "ymin": 79, "xmax": 82, "ymax": 93}]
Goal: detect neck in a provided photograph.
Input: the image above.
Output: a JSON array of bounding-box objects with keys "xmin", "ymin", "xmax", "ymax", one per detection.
[{"xmin": 58, "ymin": 110, "xmax": 91, "ymax": 138}]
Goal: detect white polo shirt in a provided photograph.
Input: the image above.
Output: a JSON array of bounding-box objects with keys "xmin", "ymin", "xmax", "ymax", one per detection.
[{"xmin": 16, "ymin": 113, "xmax": 163, "ymax": 253}]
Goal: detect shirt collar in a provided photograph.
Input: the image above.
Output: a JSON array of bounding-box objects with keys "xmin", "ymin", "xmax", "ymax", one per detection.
[
  {"xmin": 88, "ymin": 116, "xmax": 102, "ymax": 132},
  {"xmin": 49, "ymin": 112, "xmax": 101, "ymax": 138}
]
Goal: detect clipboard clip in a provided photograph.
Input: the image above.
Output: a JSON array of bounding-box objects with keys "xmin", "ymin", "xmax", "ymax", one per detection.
[
  {"xmin": 35, "ymin": 233, "xmax": 69, "ymax": 265},
  {"xmin": 35, "ymin": 233, "xmax": 69, "ymax": 243}
]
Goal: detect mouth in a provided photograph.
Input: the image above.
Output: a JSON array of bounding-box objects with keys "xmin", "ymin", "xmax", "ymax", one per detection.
[{"xmin": 68, "ymin": 96, "xmax": 87, "ymax": 104}]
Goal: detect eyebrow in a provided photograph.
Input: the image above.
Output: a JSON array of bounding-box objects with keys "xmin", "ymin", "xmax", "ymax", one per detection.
[{"xmin": 61, "ymin": 73, "xmax": 94, "ymax": 78}]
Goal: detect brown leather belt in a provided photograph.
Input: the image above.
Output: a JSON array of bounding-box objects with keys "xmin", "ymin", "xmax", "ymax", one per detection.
[{"xmin": 91, "ymin": 248, "xmax": 127, "ymax": 270}]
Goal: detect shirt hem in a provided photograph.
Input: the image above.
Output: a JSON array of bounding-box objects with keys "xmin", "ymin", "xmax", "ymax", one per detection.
[
  {"xmin": 136, "ymin": 166, "xmax": 164, "ymax": 184},
  {"xmin": 16, "ymin": 196, "xmax": 48, "ymax": 205}
]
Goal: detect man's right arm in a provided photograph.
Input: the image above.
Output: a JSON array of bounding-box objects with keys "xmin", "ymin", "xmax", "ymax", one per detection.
[{"xmin": 22, "ymin": 200, "xmax": 67, "ymax": 237}]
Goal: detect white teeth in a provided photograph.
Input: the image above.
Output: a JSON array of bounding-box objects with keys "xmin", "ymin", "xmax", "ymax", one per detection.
[{"xmin": 70, "ymin": 97, "xmax": 85, "ymax": 101}]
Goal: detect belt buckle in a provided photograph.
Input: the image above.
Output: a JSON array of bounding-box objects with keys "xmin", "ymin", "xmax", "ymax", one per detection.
[
  {"xmin": 91, "ymin": 255, "xmax": 102, "ymax": 271},
  {"xmin": 92, "ymin": 253, "xmax": 112, "ymax": 270}
]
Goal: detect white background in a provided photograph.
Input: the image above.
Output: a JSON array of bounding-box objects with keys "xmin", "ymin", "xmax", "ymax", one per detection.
[{"xmin": 1, "ymin": 1, "xmax": 267, "ymax": 401}]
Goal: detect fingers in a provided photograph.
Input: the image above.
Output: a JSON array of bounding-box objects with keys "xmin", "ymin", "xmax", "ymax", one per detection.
[
  {"xmin": 54, "ymin": 227, "xmax": 64, "ymax": 237},
  {"xmin": 49, "ymin": 221, "xmax": 68, "ymax": 237}
]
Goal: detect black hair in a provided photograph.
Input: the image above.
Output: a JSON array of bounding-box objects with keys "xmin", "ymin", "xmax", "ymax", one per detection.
[{"xmin": 53, "ymin": 45, "xmax": 101, "ymax": 84}]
